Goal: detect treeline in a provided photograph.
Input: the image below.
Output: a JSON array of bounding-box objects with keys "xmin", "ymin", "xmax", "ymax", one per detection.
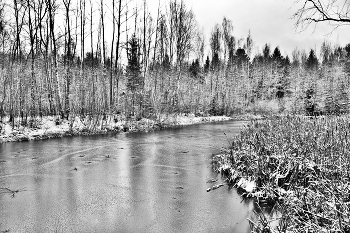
[
  {"xmin": 0, "ymin": 0, "xmax": 349, "ymax": 127},
  {"xmin": 246, "ymin": 42, "xmax": 350, "ymax": 116}
]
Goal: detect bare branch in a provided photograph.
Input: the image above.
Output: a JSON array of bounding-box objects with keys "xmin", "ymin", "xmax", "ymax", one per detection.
[{"xmin": 294, "ymin": 0, "xmax": 350, "ymax": 31}]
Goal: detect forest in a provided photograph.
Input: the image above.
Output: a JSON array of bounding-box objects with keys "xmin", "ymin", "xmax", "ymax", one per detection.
[
  {"xmin": 1, "ymin": 0, "xmax": 350, "ymax": 232},
  {"xmin": 0, "ymin": 0, "xmax": 349, "ymax": 128}
]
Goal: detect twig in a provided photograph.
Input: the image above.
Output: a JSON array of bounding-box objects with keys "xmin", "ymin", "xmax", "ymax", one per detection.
[{"xmin": 0, "ymin": 187, "xmax": 26, "ymax": 198}]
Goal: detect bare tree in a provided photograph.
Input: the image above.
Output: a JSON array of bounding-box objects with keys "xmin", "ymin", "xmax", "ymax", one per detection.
[
  {"xmin": 222, "ymin": 17, "xmax": 233, "ymax": 64},
  {"xmin": 109, "ymin": 0, "xmax": 116, "ymax": 108},
  {"xmin": 13, "ymin": 0, "xmax": 24, "ymax": 61},
  {"xmin": 210, "ymin": 24, "xmax": 222, "ymax": 70},
  {"xmin": 165, "ymin": 0, "xmax": 196, "ymax": 67},
  {"xmin": 114, "ymin": 0, "xmax": 125, "ymax": 108},
  {"xmin": 26, "ymin": 0, "xmax": 38, "ymax": 119},
  {"xmin": 48, "ymin": 0, "xmax": 62, "ymax": 116},
  {"xmin": 0, "ymin": 2, "xmax": 8, "ymax": 121},
  {"xmin": 175, "ymin": 0, "xmax": 195, "ymax": 67},
  {"xmin": 194, "ymin": 29, "xmax": 204, "ymax": 64},
  {"xmin": 100, "ymin": 0, "xmax": 106, "ymax": 65},
  {"xmin": 89, "ymin": 0, "xmax": 93, "ymax": 64},
  {"xmin": 143, "ymin": 0, "xmax": 147, "ymax": 74},
  {"xmin": 63, "ymin": 0, "xmax": 73, "ymax": 119},
  {"xmin": 294, "ymin": 0, "xmax": 350, "ymax": 30}
]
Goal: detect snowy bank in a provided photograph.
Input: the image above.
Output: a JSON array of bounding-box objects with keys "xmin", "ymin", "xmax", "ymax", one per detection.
[{"xmin": 0, "ymin": 114, "xmax": 235, "ymax": 143}]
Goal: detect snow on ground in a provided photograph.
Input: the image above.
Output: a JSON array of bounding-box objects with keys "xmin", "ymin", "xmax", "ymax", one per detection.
[
  {"xmin": 236, "ymin": 178, "xmax": 257, "ymax": 193},
  {"xmin": 0, "ymin": 114, "xmax": 237, "ymax": 143}
]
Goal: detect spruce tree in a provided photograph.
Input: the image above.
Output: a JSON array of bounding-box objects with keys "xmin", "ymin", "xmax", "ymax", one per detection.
[
  {"xmin": 126, "ymin": 34, "xmax": 143, "ymax": 93},
  {"xmin": 306, "ymin": 49, "xmax": 318, "ymax": 70},
  {"xmin": 262, "ymin": 44, "xmax": 271, "ymax": 63},
  {"xmin": 272, "ymin": 47, "xmax": 283, "ymax": 63},
  {"xmin": 126, "ymin": 34, "xmax": 143, "ymax": 118},
  {"xmin": 204, "ymin": 56, "xmax": 210, "ymax": 73}
]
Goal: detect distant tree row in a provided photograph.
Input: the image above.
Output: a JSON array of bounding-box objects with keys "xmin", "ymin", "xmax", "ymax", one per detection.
[{"xmin": 0, "ymin": 0, "xmax": 349, "ymax": 128}]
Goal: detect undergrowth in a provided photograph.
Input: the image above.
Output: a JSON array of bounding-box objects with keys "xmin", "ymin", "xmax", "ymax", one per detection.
[{"xmin": 212, "ymin": 115, "xmax": 350, "ymax": 232}]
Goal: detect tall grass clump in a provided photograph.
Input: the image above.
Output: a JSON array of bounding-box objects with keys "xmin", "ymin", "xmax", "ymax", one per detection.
[{"xmin": 213, "ymin": 115, "xmax": 350, "ymax": 232}]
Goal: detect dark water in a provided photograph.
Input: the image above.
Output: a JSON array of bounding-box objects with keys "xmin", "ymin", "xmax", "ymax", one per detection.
[{"xmin": 0, "ymin": 121, "xmax": 254, "ymax": 233}]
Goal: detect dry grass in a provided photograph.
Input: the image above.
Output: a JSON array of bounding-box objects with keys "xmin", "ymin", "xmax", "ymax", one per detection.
[{"xmin": 212, "ymin": 115, "xmax": 350, "ymax": 232}]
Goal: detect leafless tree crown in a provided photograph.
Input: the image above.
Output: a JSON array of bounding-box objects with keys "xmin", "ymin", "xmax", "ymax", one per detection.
[{"xmin": 294, "ymin": 0, "xmax": 350, "ymax": 30}]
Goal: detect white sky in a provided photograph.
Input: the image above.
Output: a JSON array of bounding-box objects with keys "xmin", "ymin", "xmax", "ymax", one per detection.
[{"xmin": 146, "ymin": 0, "xmax": 350, "ymax": 58}]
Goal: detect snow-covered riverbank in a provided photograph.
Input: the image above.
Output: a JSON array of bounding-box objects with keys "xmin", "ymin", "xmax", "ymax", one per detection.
[{"xmin": 0, "ymin": 113, "xmax": 259, "ymax": 143}]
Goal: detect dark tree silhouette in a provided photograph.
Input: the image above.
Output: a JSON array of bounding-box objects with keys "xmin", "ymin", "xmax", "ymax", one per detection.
[
  {"xmin": 235, "ymin": 48, "xmax": 249, "ymax": 67},
  {"xmin": 345, "ymin": 43, "xmax": 350, "ymax": 77},
  {"xmin": 189, "ymin": 59, "xmax": 200, "ymax": 78},
  {"xmin": 126, "ymin": 34, "xmax": 143, "ymax": 92},
  {"xmin": 345, "ymin": 44, "xmax": 350, "ymax": 58},
  {"xmin": 84, "ymin": 52, "xmax": 99, "ymax": 68},
  {"xmin": 227, "ymin": 36, "xmax": 236, "ymax": 65},
  {"xmin": 283, "ymin": 55, "xmax": 291, "ymax": 77},
  {"xmin": 272, "ymin": 47, "xmax": 283, "ymax": 63},
  {"xmin": 162, "ymin": 54, "xmax": 171, "ymax": 71},
  {"xmin": 262, "ymin": 44, "xmax": 271, "ymax": 63},
  {"xmin": 126, "ymin": 33, "xmax": 143, "ymax": 118},
  {"xmin": 305, "ymin": 49, "xmax": 318, "ymax": 70},
  {"xmin": 0, "ymin": 5, "xmax": 4, "ymax": 34},
  {"xmin": 204, "ymin": 56, "xmax": 210, "ymax": 73},
  {"xmin": 211, "ymin": 53, "xmax": 220, "ymax": 70}
]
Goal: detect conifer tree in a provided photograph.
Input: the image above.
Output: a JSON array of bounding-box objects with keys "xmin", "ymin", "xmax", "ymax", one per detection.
[
  {"xmin": 204, "ymin": 56, "xmax": 210, "ymax": 73},
  {"xmin": 126, "ymin": 34, "xmax": 143, "ymax": 117},
  {"xmin": 272, "ymin": 47, "xmax": 283, "ymax": 63},
  {"xmin": 306, "ymin": 49, "xmax": 318, "ymax": 70},
  {"xmin": 126, "ymin": 34, "xmax": 143, "ymax": 93},
  {"xmin": 263, "ymin": 44, "xmax": 271, "ymax": 63}
]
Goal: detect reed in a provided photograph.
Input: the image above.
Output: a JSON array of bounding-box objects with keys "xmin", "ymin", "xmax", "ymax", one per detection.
[{"xmin": 213, "ymin": 115, "xmax": 350, "ymax": 232}]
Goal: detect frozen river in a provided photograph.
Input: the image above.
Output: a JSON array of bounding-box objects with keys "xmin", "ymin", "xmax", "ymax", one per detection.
[{"xmin": 0, "ymin": 120, "xmax": 254, "ymax": 233}]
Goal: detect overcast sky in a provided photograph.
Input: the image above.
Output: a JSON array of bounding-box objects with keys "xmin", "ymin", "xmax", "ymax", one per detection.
[{"xmin": 147, "ymin": 0, "xmax": 350, "ymax": 58}]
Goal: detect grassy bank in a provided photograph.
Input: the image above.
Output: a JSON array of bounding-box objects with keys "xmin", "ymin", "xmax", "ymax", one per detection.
[
  {"xmin": 0, "ymin": 113, "xmax": 247, "ymax": 143},
  {"xmin": 212, "ymin": 115, "xmax": 350, "ymax": 232}
]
